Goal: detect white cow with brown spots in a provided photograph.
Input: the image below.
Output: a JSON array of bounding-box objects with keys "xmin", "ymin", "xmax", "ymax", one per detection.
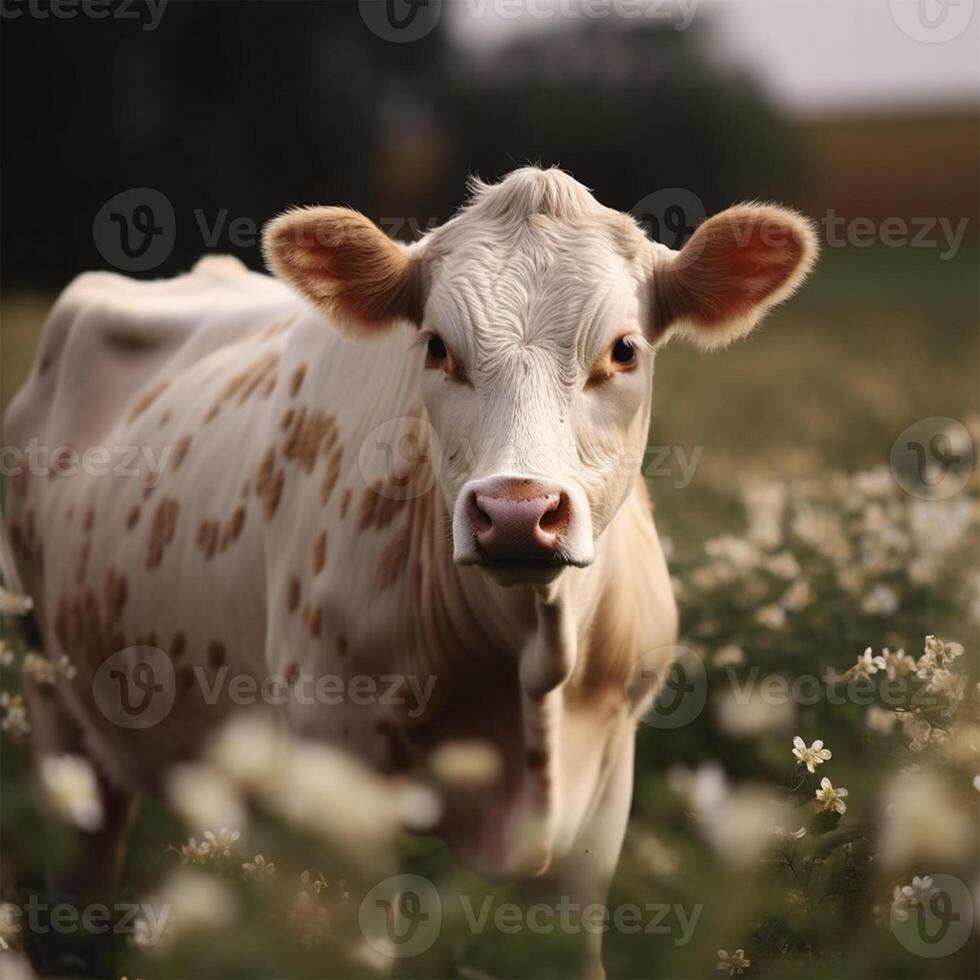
[{"xmin": 3, "ymin": 168, "xmax": 815, "ymax": 976}]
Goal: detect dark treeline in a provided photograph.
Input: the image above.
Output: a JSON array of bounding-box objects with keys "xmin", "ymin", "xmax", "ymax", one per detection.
[{"xmin": 0, "ymin": 0, "xmax": 809, "ymax": 289}]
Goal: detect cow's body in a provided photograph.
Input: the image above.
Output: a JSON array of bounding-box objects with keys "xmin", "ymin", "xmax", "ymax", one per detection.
[
  {"xmin": 4, "ymin": 254, "xmax": 675, "ymax": 874},
  {"xmin": 4, "ymin": 168, "xmax": 815, "ymax": 975}
]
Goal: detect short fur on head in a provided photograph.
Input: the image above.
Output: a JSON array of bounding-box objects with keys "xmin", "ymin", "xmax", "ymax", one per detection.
[{"xmin": 263, "ymin": 168, "xmax": 818, "ymax": 570}]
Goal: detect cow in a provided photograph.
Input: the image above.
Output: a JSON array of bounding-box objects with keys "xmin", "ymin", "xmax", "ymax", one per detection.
[{"xmin": 3, "ymin": 167, "xmax": 816, "ymax": 976}]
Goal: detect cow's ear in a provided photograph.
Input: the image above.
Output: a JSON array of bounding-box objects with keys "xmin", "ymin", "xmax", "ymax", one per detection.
[
  {"xmin": 263, "ymin": 207, "xmax": 425, "ymax": 335},
  {"xmin": 649, "ymin": 204, "xmax": 817, "ymax": 349}
]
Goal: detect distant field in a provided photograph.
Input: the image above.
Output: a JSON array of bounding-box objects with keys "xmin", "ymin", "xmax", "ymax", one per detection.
[{"xmin": 2, "ymin": 244, "xmax": 977, "ymax": 550}]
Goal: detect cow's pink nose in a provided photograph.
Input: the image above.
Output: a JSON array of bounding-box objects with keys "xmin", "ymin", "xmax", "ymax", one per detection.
[{"xmin": 467, "ymin": 486, "xmax": 571, "ymax": 562}]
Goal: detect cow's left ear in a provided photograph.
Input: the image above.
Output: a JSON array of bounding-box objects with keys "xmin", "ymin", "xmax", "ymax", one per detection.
[
  {"xmin": 263, "ymin": 207, "xmax": 426, "ymax": 336},
  {"xmin": 649, "ymin": 204, "xmax": 818, "ymax": 349}
]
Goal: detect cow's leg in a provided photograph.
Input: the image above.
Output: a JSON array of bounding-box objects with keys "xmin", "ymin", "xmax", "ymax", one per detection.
[
  {"xmin": 25, "ymin": 680, "xmax": 139, "ymax": 893},
  {"xmin": 556, "ymin": 733, "xmax": 635, "ymax": 980}
]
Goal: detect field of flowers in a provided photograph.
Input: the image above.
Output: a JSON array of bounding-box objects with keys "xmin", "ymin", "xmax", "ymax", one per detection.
[{"xmin": 1, "ymin": 245, "xmax": 978, "ymax": 978}]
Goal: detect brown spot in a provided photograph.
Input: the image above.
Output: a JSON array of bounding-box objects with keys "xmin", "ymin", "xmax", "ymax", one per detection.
[
  {"xmin": 283, "ymin": 408, "xmax": 337, "ymax": 474},
  {"xmin": 50, "ymin": 446, "xmax": 75, "ymax": 479},
  {"xmin": 304, "ymin": 605, "xmax": 322, "ymax": 638},
  {"xmin": 66, "ymin": 505, "xmax": 75, "ymax": 525},
  {"xmin": 289, "ymin": 364, "xmax": 306, "ymax": 397},
  {"xmin": 376, "ymin": 522, "xmax": 411, "ymax": 591},
  {"xmin": 207, "ymin": 351, "xmax": 281, "ymax": 422},
  {"xmin": 142, "ymin": 467, "xmax": 158, "ymax": 499},
  {"xmin": 220, "ymin": 506, "xmax": 247, "ymax": 550},
  {"xmin": 125, "ymin": 504, "xmax": 141, "ymax": 530},
  {"xmin": 75, "ymin": 540, "xmax": 90, "ymax": 585},
  {"xmin": 320, "ymin": 446, "xmax": 343, "ymax": 505},
  {"xmin": 147, "ymin": 496, "xmax": 180, "ymax": 569},
  {"xmin": 83, "ymin": 505, "xmax": 96, "ymax": 533},
  {"xmin": 358, "ymin": 480, "xmax": 405, "ymax": 531},
  {"xmin": 159, "ymin": 409, "xmax": 172, "ymax": 427},
  {"xmin": 337, "ymin": 634, "xmax": 348, "ymax": 657},
  {"xmin": 312, "ymin": 530, "xmax": 327, "ymax": 574},
  {"xmin": 173, "ymin": 434, "xmax": 192, "ymax": 470},
  {"xmin": 39, "ymin": 352, "xmax": 52, "ymax": 375},
  {"xmin": 284, "ymin": 661, "xmax": 300, "ymax": 686},
  {"xmin": 171, "ymin": 631, "xmax": 187, "ymax": 660},
  {"xmin": 128, "ymin": 379, "xmax": 169, "ymax": 422},
  {"xmin": 241, "ymin": 479, "xmax": 251, "ymax": 499},
  {"xmin": 104, "ymin": 567, "xmax": 128, "ymax": 625},
  {"xmin": 339, "ymin": 488, "xmax": 352, "ymax": 519},
  {"xmin": 197, "ymin": 519, "xmax": 220, "ymax": 560},
  {"xmin": 255, "ymin": 448, "xmax": 285, "ymax": 519},
  {"xmin": 281, "ymin": 408, "xmax": 295, "ymax": 431},
  {"xmin": 286, "ymin": 577, "xmax": 301, "ymax": 613},
  {"xmin": 208, "ymin": 641, "xmax": 226, "ymax": 669}
]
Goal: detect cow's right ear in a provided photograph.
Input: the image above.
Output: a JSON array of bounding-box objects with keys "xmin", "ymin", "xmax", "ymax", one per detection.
[{"xmin": 262, "ymin": 207, "xmax": 426, "ymax": 335}]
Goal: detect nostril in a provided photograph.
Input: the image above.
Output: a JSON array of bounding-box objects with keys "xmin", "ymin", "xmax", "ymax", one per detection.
[
  {"xmin": 538, "ymin": 492, "xmax": 570, "ymax": 534},
  {"xmin": 468, "ymin": 493, "xmax": 492, "ymax": 533}
]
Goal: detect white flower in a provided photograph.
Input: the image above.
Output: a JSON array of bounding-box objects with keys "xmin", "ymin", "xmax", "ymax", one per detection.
[
  {"xmin": 201, "ymin": 828, "xmax": 240, "ymax": 858},
  {"xmin": 918, "ymin": 635, "xmax": 964, "ymax": 675},
  {"xmin": 166, "ymin": 763, "xmax": 246, "ymax": 837},
  {"xmin": 40, "ymin": 755, "xmax": 103, "ymax": 831},
  {"xmin": 180, "ymin": 837, "xmax": 210, "ymax": 865},
  {"xmin": 764, "ymin": 551, "xmax": 800, "ymax": 580},
  {"xmin": 882, "ymin": 648, "xmax": 916, "ymax": 679},
  {"xmin": 866, "ymin": 705, "xmax": 898, "ymax": 735},
  {"xmin": 0, "ymin": 640, "xmax": 15, "ymax": 667},
  {"xmin": 862, "ymin": 585, "xmax": 899, "ymax": 616},
  {"xmin": 716, "ymin": 948, "xmax": 751, "ymax": 976},
  {"xmin": 712, "ymin": 645, "xmax": 746, "ymax": 668},
  {"xmin": 241, "ymin": 854, "xmax": 275, "ymax": 881},
  {"xmin": 767, "ymin": 825, "xmax": 807, "ymax": 840},
  {"xmin": 143, "ymin": 869, "xmax": 238, "ymax": 951},
  {"xmin": 430, "ymin": 740, "xmax": 501, "ymax": 788},
  {"xmin": 901, "ymin": 875, "xmax": 937, "ymax": 905},
  {"xmin": 880, "ymin": 771, "xmax": 974, "ymax": 867},
  {"xmin": 815, "ymin": 777, "xmax": 848, "ymax": 815},
  {"xmin": 781, "ymin": 578, "xmax": 814, "ymax": 612},
  {"xmin": 891, "ymin": 884, "xmax": 912, "ymax": 922},
  {"xmin": 21, "ymin": 652, "xmax": 55, "ymax": 685},
  {"xmin": 755, "ymin": 604, "xmax": 785, "ymax": 630},
  {"xmin": 0, "ymin": 692, "xmax": 31, "ymax": 740},
  {"xmin": 300, "ymin": 870, "xmax": 330, "ymax": 896},
  {"xmin": 792, "ymin": 737, "xmax": 832, "ymax": 774},
  {"xmin": 844, "ymin": 647, "xmax": 886, "ymax": 682},
  {"xmin": 0, "ymin": 588, "xmax": 34, "ymax": 617}
]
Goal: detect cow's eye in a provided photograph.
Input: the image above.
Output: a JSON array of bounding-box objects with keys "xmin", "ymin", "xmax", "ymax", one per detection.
[
  {"xmin": 425, "ymin": 335, "xmax": 448, "ymax": 365},
  {"xmin": 611, "ymin": 337, "xmax": 636, "ymax": 365}
]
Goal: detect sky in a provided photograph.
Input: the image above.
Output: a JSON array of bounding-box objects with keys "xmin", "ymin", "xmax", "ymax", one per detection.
[{"xmin": 446, "ymin": 0, "xmax": 980, "ymax": 111}]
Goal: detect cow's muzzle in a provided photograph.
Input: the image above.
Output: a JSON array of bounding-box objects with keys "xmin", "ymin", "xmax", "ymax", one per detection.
[{"xmin": 453, "ymin": 476, "xmax": 594, "ymax": 580}]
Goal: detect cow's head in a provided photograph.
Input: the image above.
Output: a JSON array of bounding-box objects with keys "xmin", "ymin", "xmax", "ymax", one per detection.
[{"xmin": 264, "ymin": 168, "xmax": 816, "ymax": 585}]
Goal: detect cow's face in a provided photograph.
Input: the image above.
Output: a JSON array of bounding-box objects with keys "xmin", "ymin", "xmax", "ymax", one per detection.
[{"xmin": 265, "ymin": 169, "xmax": 816, "ymax": 586}]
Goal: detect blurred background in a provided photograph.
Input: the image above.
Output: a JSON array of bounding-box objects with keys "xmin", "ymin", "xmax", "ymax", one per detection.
[
  {"xmin": 1, "ymin": 2, "xmax": 978, "ymax": 978},
  {"xmin": 1, "ymin": 0, "xmax": 977, "ymax": 544}
]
